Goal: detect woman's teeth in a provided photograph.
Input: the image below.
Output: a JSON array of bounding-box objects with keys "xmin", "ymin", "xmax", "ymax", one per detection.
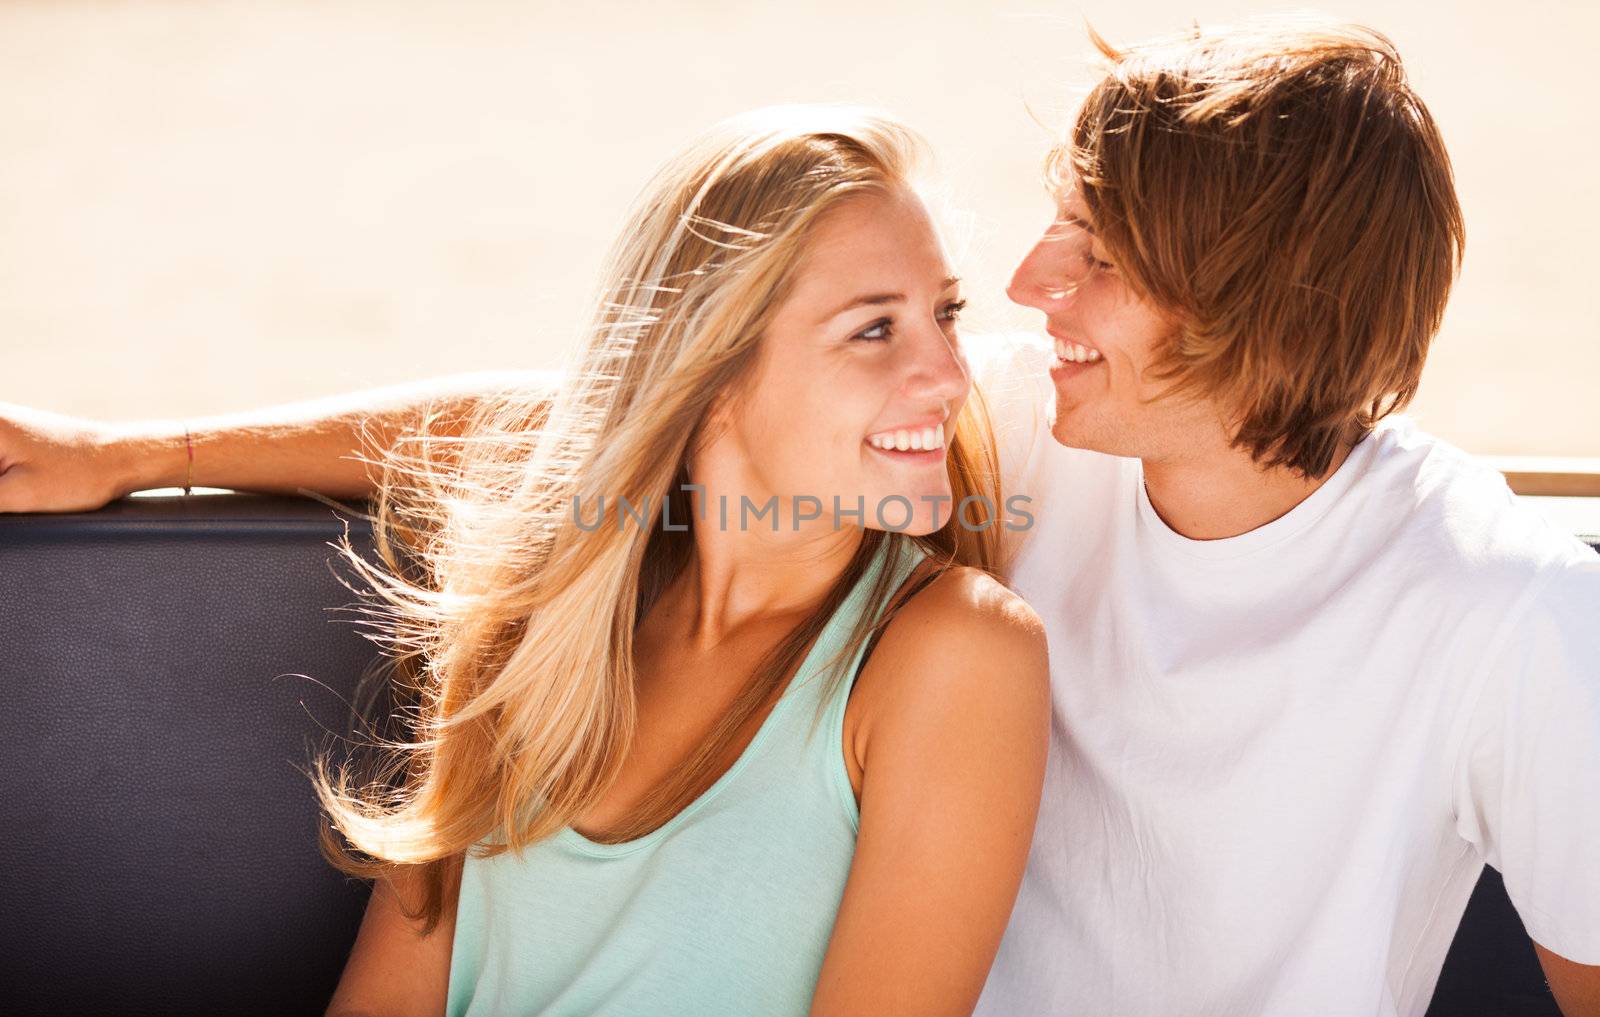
[
  {"xmin": 1054, "ymin": 338, "xmax": 1103, "ymax": 364},
  {"xmin": 866, "ymin": 426, "xmax": 945, "ymax": 452}
]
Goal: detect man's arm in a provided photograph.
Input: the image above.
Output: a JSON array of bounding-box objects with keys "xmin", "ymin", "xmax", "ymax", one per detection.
[
  {"xmin": 1537, "ymin": 944, "xmax": 1600, "ymax": 1017},
  {"xmin": 0, "ymin": 369, "xmax": 560, "ymax": 513},
  {"xmin": 1453, "ymin": 556, "xmax": 1600, "ymax": 1016}
]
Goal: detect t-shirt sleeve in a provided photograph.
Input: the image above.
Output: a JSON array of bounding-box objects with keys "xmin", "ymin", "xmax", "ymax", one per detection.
[{"xmin": 1454, "ymin": 552, "xmax": 1600, "ymax": 963}]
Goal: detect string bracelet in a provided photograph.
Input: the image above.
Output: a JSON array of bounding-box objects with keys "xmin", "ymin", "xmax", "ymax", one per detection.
[{"xmin": 183, "ymin": 425, "xmax": 194, "ymax": 497}]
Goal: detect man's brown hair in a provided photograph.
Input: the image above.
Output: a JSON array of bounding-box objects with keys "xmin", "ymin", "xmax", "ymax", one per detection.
[{"xmin": 1052, "ymin": 18, "xmax": 1466, "ymax": 477}]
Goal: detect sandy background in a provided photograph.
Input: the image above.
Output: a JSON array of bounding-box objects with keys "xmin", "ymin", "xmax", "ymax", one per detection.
[{"xmin": 2, "ymin": 0, "xmax": 1595, "ymax": 455}]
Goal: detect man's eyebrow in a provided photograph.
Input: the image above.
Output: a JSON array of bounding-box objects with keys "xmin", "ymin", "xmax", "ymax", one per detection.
[
  {"xmin": 1060, "ymin": 213, "xmax": 1096, "ymax": 236},
  {"xmin": 820, "ymin": 275, "xmax": 962, "ymax": 322}
]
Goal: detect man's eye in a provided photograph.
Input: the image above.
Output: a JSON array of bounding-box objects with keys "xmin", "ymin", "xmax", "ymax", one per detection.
[{"xmin": 853, "ymin": 319, "xmax": 892, "ymax": 342}]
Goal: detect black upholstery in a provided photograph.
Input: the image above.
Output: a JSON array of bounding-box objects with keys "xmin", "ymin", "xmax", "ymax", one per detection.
[
  {"xmin": 1, "ymin": 494, "xmax": 388, "ymax": 1017},
  {"xmin": 0, "ymin": 493, "xmax": 1592, "ymax": 1016}
]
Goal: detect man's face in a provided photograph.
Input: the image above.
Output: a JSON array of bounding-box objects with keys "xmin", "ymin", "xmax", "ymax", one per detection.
[{"xmin": 1006, "ymin": 183, "xmax": 1225, "ymax": 464}]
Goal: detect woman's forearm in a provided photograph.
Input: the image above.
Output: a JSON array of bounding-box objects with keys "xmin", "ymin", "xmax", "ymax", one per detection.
[{"xmin": 104, "ymin": 369, "xmax": 560, "ymax": 500}]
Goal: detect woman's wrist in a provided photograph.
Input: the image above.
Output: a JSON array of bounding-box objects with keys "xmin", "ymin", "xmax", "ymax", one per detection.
[{"xmin": 98, "ymin": 423, "xmax": 190, "ymax": 498}]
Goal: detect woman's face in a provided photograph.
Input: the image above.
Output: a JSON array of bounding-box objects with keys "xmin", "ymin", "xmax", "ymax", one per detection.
[
  {"xmin": 1006, "ymin": 182, "xmax": 1222, "ymax": 463},
  {"xmin": 708, "ymin": 185, "xmax": 971, "ymax": 537}
]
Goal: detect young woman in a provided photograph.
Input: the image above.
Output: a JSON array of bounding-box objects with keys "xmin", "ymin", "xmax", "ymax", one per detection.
[{"xmin": 3, "ymin": 106, "xmax": 1051, "ymax": 1016}]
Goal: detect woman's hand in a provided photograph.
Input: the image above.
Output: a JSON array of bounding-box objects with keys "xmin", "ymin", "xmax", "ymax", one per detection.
[{"xmin": 0, "ymin": 402, "xmax": 151, "ymax": 513}]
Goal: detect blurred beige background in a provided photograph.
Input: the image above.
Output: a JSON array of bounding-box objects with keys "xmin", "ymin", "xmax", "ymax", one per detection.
[{"xmin": 2, "ymin": 0, "xmax": 1595, "ymax": 455}]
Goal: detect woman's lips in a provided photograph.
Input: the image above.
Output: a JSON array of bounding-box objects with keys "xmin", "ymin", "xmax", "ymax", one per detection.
[
  {"xmin": 864, "ymin": 441, "xmax": 946, "ymax": 466},
  {"xmin": 865, "ymin": 424, "xmax": 945, "ymax": 452},
  {"xmin": 864, "ymin": 420, "xmax": 948, "ymax": 465}
]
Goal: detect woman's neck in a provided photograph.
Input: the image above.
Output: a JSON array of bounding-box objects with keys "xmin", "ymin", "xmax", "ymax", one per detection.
[{"xmin": 668, "ymin": 484, "xmax": 865, "ymax": 649}]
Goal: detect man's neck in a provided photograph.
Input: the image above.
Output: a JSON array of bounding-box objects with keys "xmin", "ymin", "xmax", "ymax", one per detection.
[{"xmin": 1140, "ymin": 441, "xmax": 1356, "ymax": 542}]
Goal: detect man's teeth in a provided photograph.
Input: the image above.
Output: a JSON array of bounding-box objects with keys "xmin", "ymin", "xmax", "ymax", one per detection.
[
  {"xmin": 866, "ymin": 426, "xmax": 945, "ymax": 452},
  {"xmin": 1054, "ymin": 338, "xmax": 1103, "ymax": 364}
]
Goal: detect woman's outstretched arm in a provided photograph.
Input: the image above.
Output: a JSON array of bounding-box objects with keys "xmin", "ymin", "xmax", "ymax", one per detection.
[{"xmin": 0, "ymin": 369, "xmax": 560, "ymax": 512}]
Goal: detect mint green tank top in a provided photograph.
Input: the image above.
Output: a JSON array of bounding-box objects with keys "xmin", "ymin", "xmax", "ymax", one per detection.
[{"xmin": 445, "ymin": 538, "xmax": 930, "ymax": 1017}]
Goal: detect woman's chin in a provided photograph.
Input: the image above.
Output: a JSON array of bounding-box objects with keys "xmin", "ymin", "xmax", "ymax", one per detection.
[{"xmin": 855, "ymin": 484, "xmax": 969, "ymax": 536}]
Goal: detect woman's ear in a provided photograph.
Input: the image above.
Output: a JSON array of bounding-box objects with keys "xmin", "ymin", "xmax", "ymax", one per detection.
[{"xmin": 693, "ymin": 380, "xmax": 743, "ymax": 459}]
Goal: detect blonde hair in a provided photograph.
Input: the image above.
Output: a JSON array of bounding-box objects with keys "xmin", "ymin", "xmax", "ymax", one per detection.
[
  {"xmin": 1051, "ymin": 17, "xmax": 1465, "ymax": 477},
  {"xmin": 311, "ymin": 106, "xmax": 1006, "ymax": 933}
]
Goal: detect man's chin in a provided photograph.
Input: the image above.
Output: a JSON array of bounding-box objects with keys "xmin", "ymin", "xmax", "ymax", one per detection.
[{"xmin": 1048, "ymin": 416, "xmax": 1122, "ymax": 457}]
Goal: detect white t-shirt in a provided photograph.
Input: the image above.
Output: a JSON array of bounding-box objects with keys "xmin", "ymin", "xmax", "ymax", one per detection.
[{"xmin": 967, "ymin": 332, "xmax": 1600, "ymax": 1017}]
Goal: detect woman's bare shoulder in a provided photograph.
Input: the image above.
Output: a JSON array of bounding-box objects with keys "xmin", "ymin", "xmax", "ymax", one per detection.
[
  {"xmin": 892, "ymin": 564, "xmax": 1046, "ymax": 657},
  {"xmin": 850, "ymin": 563, "xmax": 1050, "ymax": 745}
]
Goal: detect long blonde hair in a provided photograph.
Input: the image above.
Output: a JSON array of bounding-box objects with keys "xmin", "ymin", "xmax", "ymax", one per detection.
[{"xmin": 312, "ymin": 105, "xmax": 1007, "ymax": 933}]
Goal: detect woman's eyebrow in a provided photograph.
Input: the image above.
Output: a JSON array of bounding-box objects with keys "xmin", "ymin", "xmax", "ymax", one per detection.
[{"xmin": 820, "ymin": 276, "xmax": 962, "ymax": 322}]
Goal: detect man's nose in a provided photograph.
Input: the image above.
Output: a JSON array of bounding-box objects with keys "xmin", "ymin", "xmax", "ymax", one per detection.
[
  {"xmin": 1008, "ymin": 237, "xmax": 1055, "ymax": 308},
  {"xmin": 1008, "ymin": 230, "xmax": 1085, "ymax": 309}
]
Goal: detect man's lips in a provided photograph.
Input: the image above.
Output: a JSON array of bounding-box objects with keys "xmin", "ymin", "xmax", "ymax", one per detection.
[{"xmin": 1050, "ymin": 332, "xmax": 1103, "ymax": 364}]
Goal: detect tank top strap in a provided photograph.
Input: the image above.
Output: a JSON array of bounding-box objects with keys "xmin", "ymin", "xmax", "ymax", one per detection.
[
  {"xmin": 799, "ymin": 537, "xmax": 936, "ymax": 829},
  {"xmin": 782, "ymin": 538, "xmax": 932, "ymax": 707}
]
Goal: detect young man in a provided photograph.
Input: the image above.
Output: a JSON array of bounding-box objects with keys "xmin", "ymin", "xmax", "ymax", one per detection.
[
  {"xmin": 963, "ymin": 21, "xmax": 1600, "ymax": 1017},
  {"xmin": 2, "ymin": 16, "xmax": 1597, "ymax": 1017}
]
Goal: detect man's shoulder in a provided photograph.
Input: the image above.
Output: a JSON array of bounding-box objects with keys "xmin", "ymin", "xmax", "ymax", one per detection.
[
  {"xmin": 967, "ymin": 329, "xmax": 1051, "ymax": 374},
  {"xmin": 966, "ymin": 327, "xmax": 1046, "ymax": 391},
  {"xmin": 1360, "ymin": 415, "xmax": 1594, "ymax": 596}
]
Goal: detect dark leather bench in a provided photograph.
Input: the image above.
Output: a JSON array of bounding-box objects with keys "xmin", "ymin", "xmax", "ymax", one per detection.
[{"xmin": 1, "ymin": 493, "xmax": 1593, "ymax": 1016}]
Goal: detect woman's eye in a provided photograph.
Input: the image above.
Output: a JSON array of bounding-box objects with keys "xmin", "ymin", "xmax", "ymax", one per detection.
[
  {"xmin": 852, "ymin": 300, "xmax": 966, "ymax": 342},
  {"xmin": 853, "ymin": 319, "xmax": 893, "ymax": 342}
]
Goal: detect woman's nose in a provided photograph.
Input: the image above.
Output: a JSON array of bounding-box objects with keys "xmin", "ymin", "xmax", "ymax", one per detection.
[{"xmin": 908, "ymin": 323, "xmax": 971, "ymax": 406}]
